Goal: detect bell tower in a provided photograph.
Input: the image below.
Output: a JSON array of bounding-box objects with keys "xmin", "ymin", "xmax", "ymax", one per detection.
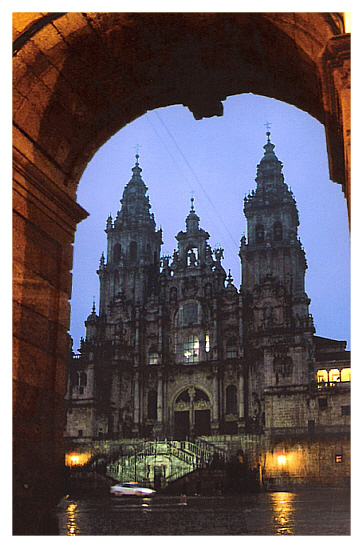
[
  {"xmin": 240, "ymin": 132, "xmax": 315, "ymax": 428},
  {"xmin": 98, "ymin": 154, "xmax": 162, "ymax": 313}
]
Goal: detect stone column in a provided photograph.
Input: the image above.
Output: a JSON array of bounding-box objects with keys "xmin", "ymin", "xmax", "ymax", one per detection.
[{"xmin": 13, "ymin": 148, "xmax": 88, "ymax": 534}]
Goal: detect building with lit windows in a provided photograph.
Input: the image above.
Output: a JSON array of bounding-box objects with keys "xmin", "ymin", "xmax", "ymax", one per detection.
[{"xmin": 65, "ymin": 133, "xmax": 350, "ymax": 487}]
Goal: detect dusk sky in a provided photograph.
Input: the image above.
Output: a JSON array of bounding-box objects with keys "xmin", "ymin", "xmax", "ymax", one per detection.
[{"xmin": 69, "ymin": 93, "xmax": 350, "ymax": 351}]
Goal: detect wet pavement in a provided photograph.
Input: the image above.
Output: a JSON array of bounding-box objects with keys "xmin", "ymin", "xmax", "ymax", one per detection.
[{"xmin": 57, "ymin": 488, "xmax": 350, "ymax": 535}]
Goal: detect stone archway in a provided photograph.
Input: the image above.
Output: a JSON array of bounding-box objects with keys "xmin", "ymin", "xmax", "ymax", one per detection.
[
  {"xmin": 13, "ymin": 12, "xmax": 350, "ymax": 534},
  {"xmin": 173, "ymin": 386, "xmax": 212, "ymax": 440}
]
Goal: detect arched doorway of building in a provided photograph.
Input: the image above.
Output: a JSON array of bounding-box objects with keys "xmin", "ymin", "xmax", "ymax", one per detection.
[{"xmin": 173, "ymin": 387, "xmax": 212, "ymax": 440}]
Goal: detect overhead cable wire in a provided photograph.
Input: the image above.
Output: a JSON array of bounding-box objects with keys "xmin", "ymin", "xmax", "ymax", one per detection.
[
  {"xmin": 153, "ymin": 110, "xmax": 240, "ymax": 250},
  {"xmin": 152, "ymin": 110, "xmax": 259, "ymax": 285}
]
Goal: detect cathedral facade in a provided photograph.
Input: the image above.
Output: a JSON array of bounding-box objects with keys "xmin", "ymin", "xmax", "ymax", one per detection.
[{"xmin": 65, "ymin": 134, "xmax": 350, "ymax": 451}]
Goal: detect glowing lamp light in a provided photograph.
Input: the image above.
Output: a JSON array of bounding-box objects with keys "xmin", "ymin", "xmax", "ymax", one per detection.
[
  {"xmin": 277, "ymin": 454, "xmax": 287, "ymax": 466},
  {"xmin": 66, "ymin": 452, "xmax": 91, "ymax": 467}
]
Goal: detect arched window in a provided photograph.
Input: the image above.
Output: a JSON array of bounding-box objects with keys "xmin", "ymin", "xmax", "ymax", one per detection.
[
  {"xmin": 148, "ymin": 347, "xmax": 159, "ymax": 366},
  {"xmin": 273, "ymin": 221, "xmax": 283, "ymax": 241},
  {"xmin": 176, "ymin": 390, "xmax": 190, "ymax": 404},
  {"xmin": 205, "ymin": 333, "xmax": 210, "ymax": 353},
  {"xmin": 255, "ymin": 224, "xmax": 264, "ymax": 243},
  {"xmin": 226, "ymin": 338, "xmax": 237, "ymax": 359},
  {"xmin": 187, "ymin": 247, "xmax": 198, "ymax": 266},
  {"xmin": 176, "ymin": 302, "xmax": 198, "ymax": 326},
  {"xmin": 113, "ymin": 243, "xmax": 121, "ymax": 263},
  {"xmin": 194, "ymin": 388, "xmax": 209, "ymax": 402},
  {"xmin": 183, "ymin": 302, "xmax": 198, "ymax": 325},
  {"xmin": 147, "ymin": 390, "xmax": 157, "ymax": 420},
  {"xmin": 130, "ymin": 240, "xmax": 137, "ymax": 261},
  {"xmin": 77, "ymin": 371, "xmax": 87, "ymax": 395},
  {"xmin": 226, "ymin": 385, "xmax": 237, "ymax": 415},
  {"xmin": 79, "ymin": 372, "xmax": 87, "ymax": 387},
  {"xmin": 183, "ymin": 336, "xmax": 199, "ymax": 363}
]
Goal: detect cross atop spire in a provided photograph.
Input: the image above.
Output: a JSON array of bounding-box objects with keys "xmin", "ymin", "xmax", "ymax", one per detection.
[
  {"xmin": 134, "ymin": 144, "xmax": 142, "ymax": 164},
  {"xmin": 264, "ymin": 122, "xmax": 272, "ymax": 143}
]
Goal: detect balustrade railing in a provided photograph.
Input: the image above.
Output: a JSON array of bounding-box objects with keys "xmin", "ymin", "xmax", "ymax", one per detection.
[{"xmin": 106, "ymin": 438, "xmax": 228, "ymax": 485}]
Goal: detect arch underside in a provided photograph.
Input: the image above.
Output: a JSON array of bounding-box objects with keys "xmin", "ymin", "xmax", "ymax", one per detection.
[{"xmin": 13, "ymin": 12, "xmax": 342, "ymax": 192}]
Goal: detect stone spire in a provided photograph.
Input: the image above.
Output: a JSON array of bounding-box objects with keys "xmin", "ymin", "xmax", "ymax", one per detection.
[
  {"xmin": 244, "ymin": 131, "xmax": 298, "ymax": 219},
  {"xmin": 98, "ymin": 152, "xmax": 162, "ymax": 309},
  {"xmin": 114, "ymin": 153, "xmax": 156, "ymax": 231},
  {"xmin": 255, "ymin": 131, "xmax": 285, "ymax": 188}
]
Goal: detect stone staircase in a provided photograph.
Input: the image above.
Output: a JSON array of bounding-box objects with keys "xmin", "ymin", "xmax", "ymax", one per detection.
[{"xmin": 106, "ymin": 439, "xmax": 228, "ymax": 488}]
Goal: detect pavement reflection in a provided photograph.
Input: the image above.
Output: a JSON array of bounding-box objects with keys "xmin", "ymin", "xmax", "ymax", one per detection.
[{"xmin": 270, "ymin": 491, "xmax": 296, "ymax": 535}]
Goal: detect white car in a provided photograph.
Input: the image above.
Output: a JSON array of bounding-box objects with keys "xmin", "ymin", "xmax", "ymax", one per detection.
[{"xmin": 110, "ymin": 481, "xmax": 156, "ymax": 497}]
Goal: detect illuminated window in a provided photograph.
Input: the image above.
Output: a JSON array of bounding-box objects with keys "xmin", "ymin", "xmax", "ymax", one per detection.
[
  {"xmin": 316, "ymin": 370, "xmax": 328, "ymax": 383},
  {"xmin": 329, "ymin": 369, "xmax": 341, "ymax": 383},
  {"xmin": 205, "ymin": 333, "xmax": 210, "ymax": 353},
  {"xmin": 335, "ymin": 454, "xmax": 343, "ymax": 464},
  {"xmin": 341, "ymin": 368, "xmax": 351, "ymax": 382},
  {"xmin": 277, "ymin": 454, "xmax": 287, "ymax": 466},
  {"xmin": 183, "ymin": 336, "xmax": 199, "ymax": 363},
  {"xmin": 148, "ymin": 347, "xmax": 159, "ymax": 365}
]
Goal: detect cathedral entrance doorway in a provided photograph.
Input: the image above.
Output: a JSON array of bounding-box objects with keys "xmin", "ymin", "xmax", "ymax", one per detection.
[{"xmin": 173, "ymin": 388, "xmax": 211, "ymax": 440}]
